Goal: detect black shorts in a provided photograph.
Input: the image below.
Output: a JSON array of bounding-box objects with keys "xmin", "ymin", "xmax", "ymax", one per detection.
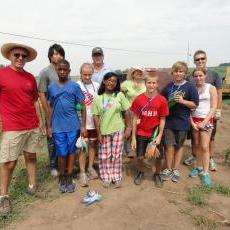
[
  {"xmin": 163, "ymin": 129, "xmax": 187, "ymax": 149},
  {"xmin": 136, "ymin": 135, "xmax": 164, "ymax": 160}
]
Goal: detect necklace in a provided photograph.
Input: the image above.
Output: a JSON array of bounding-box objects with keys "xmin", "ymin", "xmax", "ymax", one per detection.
[
  {"xmin": 81, "ymin": 80, "xmax": 96, "ymax": 93},
  {"xmin": 102, "ymin": 93, "xmax": 114, "ymax": 112},
  {"xmin": 170, "ymin": 80, "xmax": 186, "ymax": 97}
]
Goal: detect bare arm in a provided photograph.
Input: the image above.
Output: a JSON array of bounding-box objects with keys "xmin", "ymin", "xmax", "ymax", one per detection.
[
  {"xmin": 214, "ymin": 88, "xmax": 222, "ymax": 120},
  {"xmin": 38, "ymin": 92, "xmax": 49, "ymax": 116},
  {"xmin": 131, "ymin": 114, "xmax": 138, "ymax": 150},
  {"xmin": 190, "ymin": 115, "xmax": 199, "ymax": 131},
  {"xmin": 123, "ymin": 110, "xmax": 132, "ymax": 139},
  {"xmin": 80, "ymin": 102, "xmax": 87, "ymax": 137},
  {"xmin": 216, "ymin": 89, "xmax": 222, "ymax": 109},
  {"xmin": 203, "ymin": 86, "xmax": 217, "ymax": 124},
  {"xmin": 93, "ymin": 115, "xmax": 102, "ymax": 144},
  {"xmin": 46, "ymin": 102, "xmax": 53, "ymax": 137},
  {"xmin": 34, "ymin": 99, "xmax": 46, "ymax": 135},
  {"xmin": 154, "ymin": 117, "xmax": 166, "ymax": 145}
]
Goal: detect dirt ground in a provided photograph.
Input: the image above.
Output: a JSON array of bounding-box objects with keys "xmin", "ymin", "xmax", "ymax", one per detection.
[{"xmin": 8, "ymin": 104, "xmax": 230, "ymax": 230}]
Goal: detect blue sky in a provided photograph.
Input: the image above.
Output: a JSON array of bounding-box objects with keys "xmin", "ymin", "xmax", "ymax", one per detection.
[{"xmin": 0, "ymin": 0, "xmax": 230, "ymax": 75}]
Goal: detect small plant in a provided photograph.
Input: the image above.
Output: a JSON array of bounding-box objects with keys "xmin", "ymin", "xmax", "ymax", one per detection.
[
  {"xmin": 187, "ymin": 184, "xmax": 230, "ymax": 208},
  {"xmin": 194, "ymin": 215, "xmax": 219, "ymax": 230},
  {"xmin": 214, "ymin": 185, "xmax": 230, "ymax": 196},
  {"xmin": 187, "ymin": 186, "xmax": 207, "ymax": 207}
]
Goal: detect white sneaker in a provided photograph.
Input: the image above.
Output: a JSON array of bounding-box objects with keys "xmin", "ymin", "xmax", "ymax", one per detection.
[
  {"xmin": 50, "ymin": 168, "xmax": 58, "ymax": 177},
  {"xmin": 209, "ymin": 158, "xmax": 217, "ymax": 171},
  {"xmin": 183, "ymin": 155, "xmax": 195, "ymax": 166}
]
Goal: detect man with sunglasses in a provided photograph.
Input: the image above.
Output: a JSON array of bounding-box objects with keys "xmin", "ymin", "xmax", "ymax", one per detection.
[
  {"xmin": 0, "ymin": 43, "xmax": 42, "ymax": 214},
  {"xmin": 184, "ymin": 50, "xmax": 222, "ymax": 171}
]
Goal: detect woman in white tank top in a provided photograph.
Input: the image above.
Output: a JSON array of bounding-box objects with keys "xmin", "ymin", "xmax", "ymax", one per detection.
[{"xmin": 190, "ymin": 68, "xmax": 217, "ymax": 186}]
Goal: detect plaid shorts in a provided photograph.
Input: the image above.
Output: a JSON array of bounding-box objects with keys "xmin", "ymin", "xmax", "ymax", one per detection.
[{"xmin": 98, "ymin": 130, "xmax": 124, "ymax": 182}]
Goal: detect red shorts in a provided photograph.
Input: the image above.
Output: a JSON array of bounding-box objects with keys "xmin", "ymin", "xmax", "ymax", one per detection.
[
  {"xmin": 192, "ymin": 117, "xmax": 214, "ymax": 125},
  {"xmin": 85, "ymin": 129, "xmax": 97, "ymax": 141}
]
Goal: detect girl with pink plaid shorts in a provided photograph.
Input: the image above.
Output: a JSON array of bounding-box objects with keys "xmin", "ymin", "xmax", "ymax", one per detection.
[{"xmin": 92, "ymin": 72, "xmax": 131, "ymax": 188}]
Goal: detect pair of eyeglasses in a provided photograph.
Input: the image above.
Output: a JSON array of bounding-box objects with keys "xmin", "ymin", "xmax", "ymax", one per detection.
[
  {"xmin": 195, "ymin": 57, "xmax": 206, "ymax": 62},
  {"xmin": 13, "ymin": 53, "xmax": 28, "ymax": 59}
]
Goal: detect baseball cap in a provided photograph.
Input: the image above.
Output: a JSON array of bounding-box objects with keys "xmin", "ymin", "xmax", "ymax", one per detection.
[{"xmin": 92, "ymin": 47, "xmax": 103, "ymax": 56}]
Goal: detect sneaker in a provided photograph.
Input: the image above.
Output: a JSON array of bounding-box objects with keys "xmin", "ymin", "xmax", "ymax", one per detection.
[
  {"xmin": 66, "ymin": 175, "xmax": 76, "ymax": 193},
  {"xmin": 209, "ymin": 158, "xmax": 217, "ymax": 171},
  {"xmin": 201, "ymin": 173, "xmax": 212, "ymax": 186},
  {"xmin": 79, "ymin": 173, "xmax": 89, "ymax": 187},
  {"xmin": 160, "ymin": 169, "xmax": 173, "ymax": 181},
  {"xmin": 87, "ymin": 167, "xmax": 98, "ymax": 180},
  {"xmin": 0, "ymin": 195, "xmax": 11, "ymax": 214},
  {"xmin": 134, "ymin": 171, "xmax": 144, "ymax": 185},
  {"xmin": 102, "ymin": 181, "xmax": 111, "ymax": 188},
  {"xmin": 58, "ymin": 175, "xmax": 67, "ymax": 193},
  {"xmin": 183, "ymin": 155, "xmax": 195, "ymax": 166},
  {"xmin": 171, "ymin": 169, "xmax": 180, "ymax": 183},
  {"xmin": 189, "ymin": 168, "xmax": 203, "ymax": 178},
  {"xmin": 82, "ymin": 190, "xmax": 102, "ymax": 205},
  {"xmin": 152, "ymin": 174, "xmax": 163, "ymax": 188},
  {"xmin": 50, "ymin": 168, "xmax": 58, "ymax": 177},
  {"xmin": 114, "ymin": 180, "xmax": 122, "ymax": 189}
]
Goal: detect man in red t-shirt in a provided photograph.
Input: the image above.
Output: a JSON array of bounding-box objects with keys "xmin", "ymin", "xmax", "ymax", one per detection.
[
  {"xmin": 0, "ymin": 42, "xmax": 42, "ymax": 214},
  {"xmin": 131, "ymin": 73, "xmax": 169, "ymax": 187}
]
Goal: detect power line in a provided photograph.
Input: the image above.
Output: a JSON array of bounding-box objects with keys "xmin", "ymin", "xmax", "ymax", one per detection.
[{"xmin": 0, "ymin": 31, "xmax": 185, "ymax": 56}]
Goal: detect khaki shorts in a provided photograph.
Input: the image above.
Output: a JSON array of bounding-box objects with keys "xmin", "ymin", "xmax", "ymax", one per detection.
[{"xmin": 0, "ymin": 128, "xmax": 39, "ymax": 163}]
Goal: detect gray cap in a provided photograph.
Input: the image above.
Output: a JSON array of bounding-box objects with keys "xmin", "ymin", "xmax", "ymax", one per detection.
[{"xmin": 92, "ymin": 47, "xmax": 103, "ymax": 56}]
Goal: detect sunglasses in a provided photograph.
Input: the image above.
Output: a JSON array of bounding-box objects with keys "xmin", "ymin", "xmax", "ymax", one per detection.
[
  {"xmin": 195, "ymin": 57, "xmax": 206, "ymax": 62},
  {"xmin": 13, "ymin": 53, "xmax": 28, "ymax": 59}
]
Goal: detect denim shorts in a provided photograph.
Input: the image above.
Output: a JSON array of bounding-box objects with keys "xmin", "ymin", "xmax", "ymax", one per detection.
[
  {"xmin": 163, "ymin": 129, "xmax": 187, "ymax": 149},
  {"xmin": 53, "ymin": 130, "xmax": 80, "ymax": 157}
]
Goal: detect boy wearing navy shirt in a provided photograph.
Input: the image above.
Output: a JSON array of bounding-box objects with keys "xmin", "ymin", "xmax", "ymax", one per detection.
[
  {"xmin": 161, "ymin": 61, "xmax": 199, "ymax": 183},
  {"xmin": 47, "ymin": 60, "xmax": 86, "ymax": 193}
]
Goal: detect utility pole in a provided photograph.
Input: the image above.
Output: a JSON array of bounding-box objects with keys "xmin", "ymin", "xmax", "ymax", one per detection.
[{"xmin": 187, "ymin": 41, "xmax": 191, "ymax": 67}]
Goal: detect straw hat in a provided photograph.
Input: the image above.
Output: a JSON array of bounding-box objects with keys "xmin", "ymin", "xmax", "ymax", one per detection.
[
  {"xmin": 1, "ymin": 42, "xmax": 37, "ymax": 62},
  {"xmin": 127, "ymin": 65, "xmax": 144, "ymax": 80}
]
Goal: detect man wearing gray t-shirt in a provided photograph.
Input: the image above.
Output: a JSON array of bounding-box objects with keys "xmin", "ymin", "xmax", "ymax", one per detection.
[
  {"xmin": 38, "ymin": 44, "xmax": 65, "ymax": 177},
  {"xmin": 184, "ymin": 50, "xmax": 222, "ymax": 171}
]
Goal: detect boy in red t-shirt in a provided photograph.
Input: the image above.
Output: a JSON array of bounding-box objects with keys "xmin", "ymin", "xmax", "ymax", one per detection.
[{"xmin": 131, "ymin": 73, "xmax": 169, "ymax": 187}]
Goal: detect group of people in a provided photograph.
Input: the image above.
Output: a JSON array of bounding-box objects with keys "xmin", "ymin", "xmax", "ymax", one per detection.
[{"xmin": 0, "ymin": 42, "xmax": 222, "ymax": 215}]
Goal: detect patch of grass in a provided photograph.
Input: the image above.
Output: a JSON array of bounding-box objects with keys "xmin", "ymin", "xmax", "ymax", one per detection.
[
  {"xmin": 0, "ymin": 152, "xmax": 52, "ymax": 228},
  {"xmin": 214, "ymin": 185, "xmax": 230, "ymax": 196},
  {"xmin": 194, "ymin": 215, "xmax": 219, "ymax": 230},
  {"xmin": 187, "ymin": 185, "xmax": 230, "ymax": 207},
  {"xmin": 187, "ymin": 186, "xmax": 207, "ymax": 207}
]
